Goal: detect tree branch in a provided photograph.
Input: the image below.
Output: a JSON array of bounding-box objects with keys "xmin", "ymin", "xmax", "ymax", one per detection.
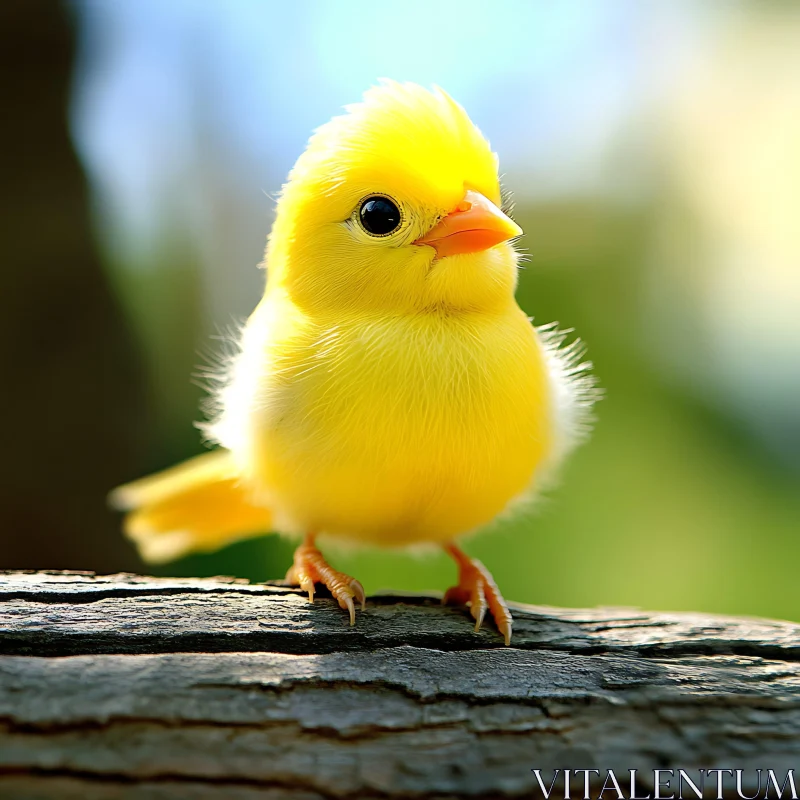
[{"xmin": 1, "ymin": 571, "xmax": 798, "ymax": 798}]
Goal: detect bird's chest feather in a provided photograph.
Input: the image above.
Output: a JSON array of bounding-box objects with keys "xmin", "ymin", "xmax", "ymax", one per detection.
[{"xmin": 228, "ymin": 306, "xmax": 554, "ymax": 540}]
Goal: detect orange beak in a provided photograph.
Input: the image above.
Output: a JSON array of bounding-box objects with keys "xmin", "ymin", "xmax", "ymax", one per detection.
[{"xmin": 414, "ymin": 189, "xmax": 522, "ymax": 257}]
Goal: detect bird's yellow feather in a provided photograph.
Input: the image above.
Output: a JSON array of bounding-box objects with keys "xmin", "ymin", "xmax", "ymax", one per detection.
[{"xmin": 110, "ymin": 450, "xmax": 271, "ymax": 562}]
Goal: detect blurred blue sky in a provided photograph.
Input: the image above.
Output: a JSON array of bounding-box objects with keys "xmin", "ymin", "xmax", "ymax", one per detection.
[{"xmin": 72, "ymin": 0, "xmax": 724, "ymax": 257}]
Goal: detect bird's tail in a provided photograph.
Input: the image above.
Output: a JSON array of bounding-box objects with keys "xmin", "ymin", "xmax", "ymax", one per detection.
[{"xmin": 109, "ymin": 450, "xmax": 272, "ymax": 564}]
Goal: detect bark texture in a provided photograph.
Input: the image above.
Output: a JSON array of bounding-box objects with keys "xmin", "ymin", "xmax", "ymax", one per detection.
[{"xmin": 0, "ymin": 571, "xmax": 798, "ymax": 799}]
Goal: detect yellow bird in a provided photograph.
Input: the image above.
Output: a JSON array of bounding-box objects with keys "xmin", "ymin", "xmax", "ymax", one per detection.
[{"xmin": 111, "ymin": 81, "xmax": 597, "ymax": 645}]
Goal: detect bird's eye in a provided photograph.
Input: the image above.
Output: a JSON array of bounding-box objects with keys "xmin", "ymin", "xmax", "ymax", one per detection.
[{"xmin": 358, "ymin": 195, "xmax": 402, "ymax": 236}]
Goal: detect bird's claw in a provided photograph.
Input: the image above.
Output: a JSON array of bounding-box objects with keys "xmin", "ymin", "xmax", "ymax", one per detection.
[
  {"xmin": 334, "ymin": 579, "xmax": 366, "ymax": 625},
  {"xmin": 286, "ymin": 541, "xmax": 365, "ymax": 626},
  {"xmin": 350, "ymin": 579, "xmax": 366, "ymax": 611},
  {"xmin": 444, "ymin": 548, "xmax": 513, "ymax": 645}
]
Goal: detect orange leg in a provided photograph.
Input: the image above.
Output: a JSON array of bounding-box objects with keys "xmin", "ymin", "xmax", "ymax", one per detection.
[
  {"xmin": 443, "ymin": 543, "xmax": 513, "ymax": 645},
  {"xmin": 285, "ymin": 534, "xmax": 366, "ymax": 625}
]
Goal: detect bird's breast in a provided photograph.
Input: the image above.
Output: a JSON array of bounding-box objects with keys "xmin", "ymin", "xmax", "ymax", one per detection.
[{"xmin": 222, "ymin": 302, "xmax": 555, "ymax": 544}]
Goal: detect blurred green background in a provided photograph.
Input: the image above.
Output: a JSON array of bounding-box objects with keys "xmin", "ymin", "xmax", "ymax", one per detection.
[{"xmin": 3, "ymin": 0, "xmax": 798, "ymax": 621}]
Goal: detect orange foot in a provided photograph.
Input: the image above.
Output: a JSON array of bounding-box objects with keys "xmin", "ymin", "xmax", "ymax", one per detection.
[
  {"xmin": 443, "ymin": 543, "xmax": 513, "ymax": 645},
  {"xmin": 286, "ymin": 535, "xmax": 366, "ymax": 625}
]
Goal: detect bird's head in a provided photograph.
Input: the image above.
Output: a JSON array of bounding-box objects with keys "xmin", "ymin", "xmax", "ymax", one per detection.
[{"xmin": 266, "ymin": 81, "xmax": 522, "ymax": 315}]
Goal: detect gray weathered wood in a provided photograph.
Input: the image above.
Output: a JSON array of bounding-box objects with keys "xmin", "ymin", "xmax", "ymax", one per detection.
[{"xmin": 0, "ymin": 571, "xmax": 798, "ymax": 798}]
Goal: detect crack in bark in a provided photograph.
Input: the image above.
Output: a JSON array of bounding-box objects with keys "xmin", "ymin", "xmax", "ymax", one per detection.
[
  {"xmin": 3, "ymin": 631, "xmax": 800, "ymax": 662},
  {"xmin": 0, "ymin": 768, "xmax": 537, "ymax": 800},
  {"xmin": 0, "ymin": 767, "xmax": 346, "ymax": 799}
]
